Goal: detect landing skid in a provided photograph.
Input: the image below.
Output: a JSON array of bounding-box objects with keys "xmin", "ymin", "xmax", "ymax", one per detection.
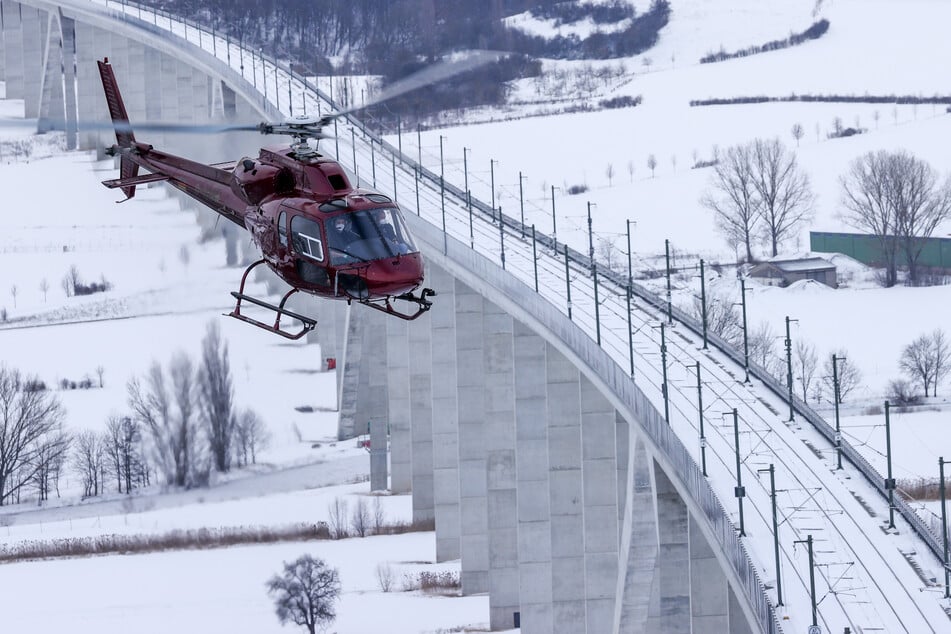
[
  {"xmin": 360, "ymin": 288, "xmax": 436, "ymax": 321},
  {"xmin": 227, "ymin": 259, "xmax": 317, "ymax": 340}
]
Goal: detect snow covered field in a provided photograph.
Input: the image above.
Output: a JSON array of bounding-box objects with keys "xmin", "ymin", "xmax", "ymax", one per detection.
[{"xmin": 3, "ymin": 0, "xmax": 951, "ymax": 631}]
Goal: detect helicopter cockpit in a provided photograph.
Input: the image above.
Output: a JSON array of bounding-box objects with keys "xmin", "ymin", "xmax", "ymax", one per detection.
[{"xmin": 325, "ymin": 207, "xmax": 417, "ymax": 265}]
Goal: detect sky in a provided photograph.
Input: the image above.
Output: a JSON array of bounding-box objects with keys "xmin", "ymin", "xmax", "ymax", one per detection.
[{"xmin": 3, "ymin": 0, "xmax": 951, "ymax": 632}]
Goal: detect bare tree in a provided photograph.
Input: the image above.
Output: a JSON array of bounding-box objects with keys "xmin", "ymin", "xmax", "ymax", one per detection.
[
  {"xmin": 627, "ymin": 160, "xmax": 634, "ymax": 183},
  {"xmin": 748, "ymin": 323, "xmax": 782, "ymax": 376},
  {"xmin": 72, "ymin": 430, "xmax": 105, "ymax": 498},
  {"xmin": 821, "ymin": 351, "xmax": 862, "ymax": 403},
  {"xmin": 234, "ymin": 408, "xmax": 269, "ymax": 467},
  {"xmin": 0, "ymin": 366, "xmax": 65, "ymax": 505},
  {"xmin": 891, "ymin": 154, "xmax": 951, "ymax": 283},
  {"xmin": 9, "ymin": 284, "xmax": 16, "ymax": 308},
  {"xmin": 840, "ymin": 151, "xmax": 899, "ymax": 286},
  {"xmin": 128, "ymin": 354, "xmax": 204, "ymax": 488},
  {"xmin": 328, "ymin": 497, "xmax": 349, "ymax": 539},
  {"xmin": 267, "ymin": 555, "xmax": 341, "ymax": 634},
  {"xmin": 105, "ymin": 416, "xmax": 148, "ymax": 494},
  {"xmin": 873, "ymin": 110, "xmax": 880, "ymax": 129},
  {"xmin": 350, "ymin": 497, "xmax": 370, "ymax": 537},
  {"xmin": 647, "ymin": 154, "xmax": 657, "ymax": 178},
  {"xmin": 791, "ymin": 123, "xmax": 804, "ymax": 147},
  {"xmin": 372, "ymin": 496, "xmax": 386, "ymax": 533},
  {"xmin": 670, "ymin": 154, "xmax": 677, "ymax": 172},
  {"xmin": 794, "ymin": 340, "xmax": 818, "ymax": 401},
  {"xmin": 596, "ymin": 237, "xmax": 620, "ymax": 272},
  {"xmin": 691, "ymin": 291, "xmax": 742, "ymax": 346},
  {"xmin": 841, "ymin": 150, "xmax": 951, "ymax": 286},
  {"xmin": 931, "ymin": 329, "xmax": 950, "ymax": 396},
  {"xmin": 197, "ymin": 321, "xmax": 235, "ymax": 473},
  {"xmin": 700, "ymin": 144, "xmax": 760, "ymax": 262},
  {"xmin": 749, "ymin": 139, "xmax": 815, "ymax": 257},
  {"xmin": 900, "ymin": 334, "xmax": 937, "ymax": 397},
  {"xmin": 39, "ymin": 278, "xmax": 49, "ymax": 302},
  {"xmin": 899, "ymin": 329, "xmax": 949, "ymax": 397},
  {"xmin": 605, "ymin": 163, "xmax": 614, "ymax": 187},
  {"xmin": 376, "ymin": 562, "xmax": 395, "ymax": 592},
  {"xmin": 33, "ymin": 431, "xmax": 71, "ymax": 502}
]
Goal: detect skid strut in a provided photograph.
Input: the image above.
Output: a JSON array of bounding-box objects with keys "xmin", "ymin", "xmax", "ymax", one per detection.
[
  {"xmin": 359, "ymin": 287, "xmax": 437, "ymax": 321},
  {"xmin": 227, "ymin": 259, "xmax": 317, "ymax": 340}
]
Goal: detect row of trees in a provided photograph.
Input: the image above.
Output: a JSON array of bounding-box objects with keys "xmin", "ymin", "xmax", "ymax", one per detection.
[
  {"xmin": 840, "ymin": 150, "xmax": 951, "ymax": 286},
  {"xmin": 126, "ymin": 321, "xmax": 268, "ymax": 488},
  {"xmin": 701, "ymin": 138, "xmax": 815, "ymax": 262},
  {"xmin": 694, "ymin": 291, "xmax": 951, "ymax": 406},
  {"xmin": 0, "ymin": 321, "xmax": 269, "ymax": 506},
  {"xmin": 701, "ymin": 141, "xmax": 951, "ymax": 283},
  {"xmin": 692, "ymin": 293, "xmax": 862, "ymax": 405}
]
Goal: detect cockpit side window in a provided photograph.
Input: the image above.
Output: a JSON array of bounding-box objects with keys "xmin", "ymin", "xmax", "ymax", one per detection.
[
  {"xmin": 290, "ymin": 215, "xmax": 324, "ymax": 262},
  {"xmin": 278, "ymin": 211, "xmax": 288, "ymax": 247}
]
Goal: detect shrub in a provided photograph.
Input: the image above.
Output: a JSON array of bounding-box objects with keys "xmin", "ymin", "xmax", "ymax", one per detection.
[
  {"xmin": 600, "ymin": 95, "xmax": 642, "ymax": 110},
  {"xmin": 887, "ymin": 379, "xmax": 920, "ymax": 406},
  {"xmin": 566, "ymin": 184, "xmax": 589, "ymax": 195}
]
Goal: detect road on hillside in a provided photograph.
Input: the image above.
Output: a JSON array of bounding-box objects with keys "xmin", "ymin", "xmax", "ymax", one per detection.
[{"xmin": 0, "ymin": 454, "xmax": 368, "ymax": 527}]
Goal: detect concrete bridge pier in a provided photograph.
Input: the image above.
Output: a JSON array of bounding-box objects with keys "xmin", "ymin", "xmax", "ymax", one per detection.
[
  {"xmin": 2, "ymin": 1, "xmax": 25, "ymax": 101},
  {"xmin": 429, "ymin": 263, "xmax": 461, "ymax": 562}
]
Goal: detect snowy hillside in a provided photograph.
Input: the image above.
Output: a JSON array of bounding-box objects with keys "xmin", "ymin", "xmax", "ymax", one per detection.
[{"xmin": 412, "ymin": 0, "xmax": 951, "ymax": 406}]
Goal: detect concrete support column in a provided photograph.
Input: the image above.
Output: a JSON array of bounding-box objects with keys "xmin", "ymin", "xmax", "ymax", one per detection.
[
  {"xmin": 336, "ymin": 302, "xmax": 364, "ymax": 440},
  {"xmin": 21, "ymin": 4, "xmax": 42, "ymax": 117},
  {"xmin": 74, "ymin": 21, "xmax": 110, "ymax": 153},
  {"xmin": 369, "ymin": 418, "xmax": 387, "ymax": 492},
  {"xmin": 175, "ymin": 59, "xmax": 194, "ymax": 123},
  {"xmin": 385, "ymin": 313, "xmax": 411, "ymax": 493},
  {"xmin": 1, "ymin": 1, "xmax": 23, "ymax": 100},
  {"xmin": 143, "ymin": 46, "xmax": 164, "ymax": 121},
  {"xmin": 124, "ymin": 39, "xmax": 147, "ymax": 122},
  {"xmin": 546, "ymin": 343, "xmax": 586, "ymax": 631},
  {"xmin": 689, "ymin": 515, "xmax": 730, "ymax": 632},
  {"xmin": 618, "ymin": 437, "xmax": 660, "ymax": 633},
  {"xmin": 483, "ymin": 299, "xmax": 518, "ymax": 630},
  {"xmin": 38, "ymin": 11, "xmax": 66, "ymax": 133},
  {"xmin": 60, "ymin": 15, "xmax": 77, "ymax": 149},
  {"xmin": 409, "ymin": 309, "xmax": 434, "ymax": 523},
  {"xmin": 366, "ymin": 309, "xmax": 389, "ymax": 436},
  {"xmin": 580, "ymin": 375, "xmax": 619, "ymax": 634},
  {"xmin": 158, "ymin": 52, "xmax": 179, "ymax": 122},
  {"xmin": 0, "ymin": 1, "xmax": 5, "ymax": 81},
  {"xmin": 651, "ymin": 462, "xmax": 691, "ymax": 634},
  {"xmin": 221, "ymin": 81, "xmax": 237, "ymax": 120},
  {"xmin": 514, "ymin": 322, "xmax": 552, "ymax": 634},
  {"xmin": 454, "ymin": 277, "xmax": 488, "ymax": 595},
  {"xmin": 429, "ymin": 264, "xmax": 460, "ymax": 561}
]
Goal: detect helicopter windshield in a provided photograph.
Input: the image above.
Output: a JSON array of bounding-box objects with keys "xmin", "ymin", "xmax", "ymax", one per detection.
[{"xmin": 326, "ymin": 208, "xmax": 417, "ymax": 265}]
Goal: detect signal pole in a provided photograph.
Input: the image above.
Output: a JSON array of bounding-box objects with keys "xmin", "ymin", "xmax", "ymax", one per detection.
[
  {"xmin": 784, "ymin": 316, "xmax": 798, "ymax": 422},
  {"xmin": 833, "ymin": 354, "xmax": 843, "ymax": 469}
]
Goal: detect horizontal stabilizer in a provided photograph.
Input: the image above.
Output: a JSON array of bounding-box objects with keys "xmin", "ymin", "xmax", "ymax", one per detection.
[{"xmin": 101, "ymin": 171, "xmax": 169, "ymax": 189}]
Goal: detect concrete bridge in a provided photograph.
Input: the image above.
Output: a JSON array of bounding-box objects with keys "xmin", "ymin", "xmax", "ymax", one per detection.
[{"xmin": 4, "ymin": 2, "xmax": 949, "ymax": 633}]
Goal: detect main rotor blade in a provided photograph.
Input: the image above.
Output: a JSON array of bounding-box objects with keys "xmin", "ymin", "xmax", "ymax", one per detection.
[
  {"xmin": 330, "ymin": 49, "xmax": 506, "ymax": 120},
  {"xmin": 0, "ymin": 117, "xmax": 261, "ymax": 136}
]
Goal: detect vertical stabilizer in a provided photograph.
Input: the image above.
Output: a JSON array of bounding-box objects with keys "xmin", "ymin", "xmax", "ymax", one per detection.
[{"xmin": 97, "ymin": 57, "xmax": 138, "ymax": 200}]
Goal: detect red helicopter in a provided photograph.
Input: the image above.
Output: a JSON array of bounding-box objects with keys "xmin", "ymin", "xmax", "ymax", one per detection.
[{"xmin": 95, "ymin": 55, "xmax": 494, "ymax": 339}]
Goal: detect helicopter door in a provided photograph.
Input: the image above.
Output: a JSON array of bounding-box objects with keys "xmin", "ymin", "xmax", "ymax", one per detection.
[{"xmin": 290, "ymin": 214, "xmax": 331, "ymax": 287}]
